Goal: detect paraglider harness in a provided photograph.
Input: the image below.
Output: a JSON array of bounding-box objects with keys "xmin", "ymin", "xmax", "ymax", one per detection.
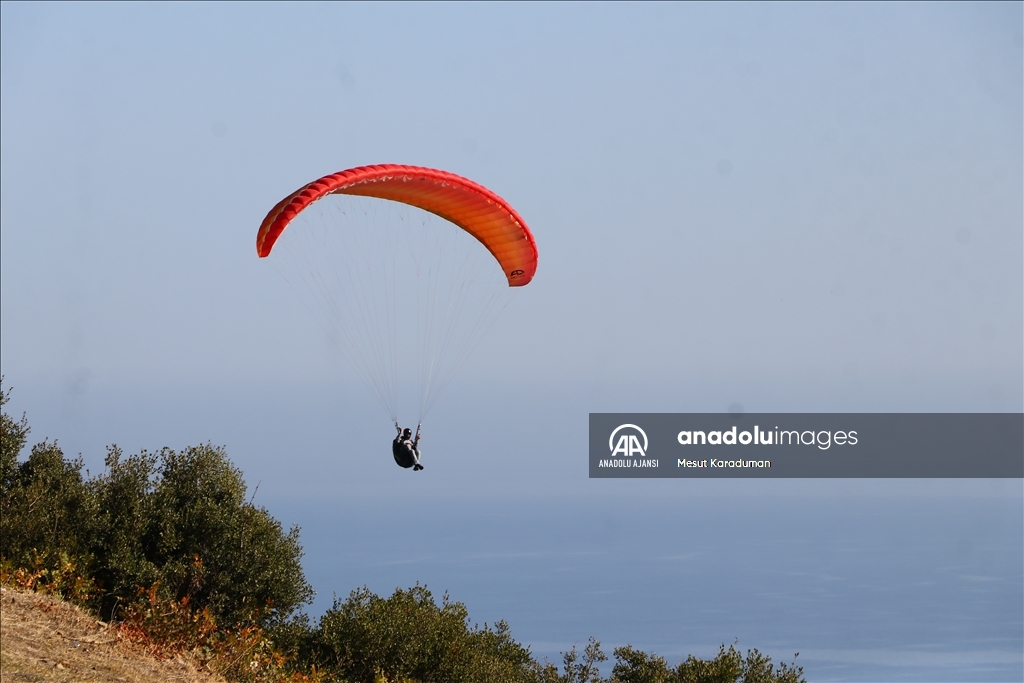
[{"xmin": 393, "ymin": 423, "xmax": 423, "ymax": 471}]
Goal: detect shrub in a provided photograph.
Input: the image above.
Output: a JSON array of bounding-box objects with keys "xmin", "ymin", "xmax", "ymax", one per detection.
[
  {"xmin": 0, "ymin": 435, "xmax": 98, "ymax": 582},
  {"xmin": 609, "ymin": 643, "xmax": 803, "ymax": 683},
  {"xmin": 89, "ymin": 443, "xmax": 313, "ymax": 627},
  {"xmin": 311, "ymin": 584, "xmax": 535, "ymax": 683},
  {"xmin": 1, "ymin": 380, "xmax": 312, "ymax": 631}
]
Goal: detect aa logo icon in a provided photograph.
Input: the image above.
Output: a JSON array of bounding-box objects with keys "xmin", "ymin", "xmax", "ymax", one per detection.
[{"xmin": 609, "ymin": 424, "xmax": 648, "ymax": 457}]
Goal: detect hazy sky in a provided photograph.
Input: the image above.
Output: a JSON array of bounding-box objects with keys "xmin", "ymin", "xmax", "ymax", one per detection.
[
  {"xmin": 3, "ymin": 2, "xmax": 1021, "ymax": 491},
  {"xmin": 2, "ymin": 3, "xmax": 1022, "ymax": 678},
  {"xmin": 2, "ymin": 0, "xmax": 1022, "ymax": 484}
]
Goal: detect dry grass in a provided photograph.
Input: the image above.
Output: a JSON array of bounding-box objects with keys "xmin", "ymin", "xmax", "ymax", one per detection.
[{"xmin": 0, "ymin": 586, "xmax": 227, "ymax": 683}]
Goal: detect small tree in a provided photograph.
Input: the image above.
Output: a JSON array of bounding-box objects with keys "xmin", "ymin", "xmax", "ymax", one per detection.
[
  {"xmin": 312, "ymin": 584, "xmax": 535, "ymax": 683},
  {"xmin": 608, "ymin": 643, "xmax": 803, "ymax": 683},
  {"xmin": 532, "ymin": 637, "xmax": 608, "ymax": 683},
  {"xmin": 674, "ymin": 644, "xmax": 743, "ymax": 683},
  {"xmin": 89, "ymin": 443, "xmax": 314, "ymax": 627},
  {"xmin": 611, "ymin": 645, "xmax": 671, "ymax": 683}
]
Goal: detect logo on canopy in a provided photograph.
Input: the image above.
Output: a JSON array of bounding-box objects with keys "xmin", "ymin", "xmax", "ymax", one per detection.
[{"xmin": 609, "ymin": 424, "xmax": 648, "ymax": 458}]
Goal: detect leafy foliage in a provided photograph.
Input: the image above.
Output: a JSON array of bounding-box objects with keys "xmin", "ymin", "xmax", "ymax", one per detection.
[
  {"xmin": 0, "ymin": 550, "xmax": 97, "ymax": 602},
  {"xmin": 0, "ymin": 377, "xmax": 29, "ymax": 495},
  {"xmin": 610, "ymin": 645, "xmax": 672, "ymax": 683},
  {"xmin": 115, "ymin": 581, "xmax": 317, "ymax": 683},
  {"xmin": 0, "ymin": 434, "xmax": 99, "ymax": 588},
  {"xmin": 310, "ymin": 584, "xmax": 535, "ymax": 683},
  {"xmin": 609, "ymin": 643, "xmax": 803, "ymax": 683},
  {"xmin": 532, "ymin": 637, "xmax": 609, "ymax": 683},
  {"xmin": 88, "ymin": 443, "xmax": 313, "ymax": 626},
  {"xmin": 1, "ymin": 380, "xmax": 313, "ymax": 660}
]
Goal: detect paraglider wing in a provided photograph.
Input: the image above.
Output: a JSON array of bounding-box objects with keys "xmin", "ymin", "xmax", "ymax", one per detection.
[{"xmin": 256, "ymin": 164, "xmax": 537, "ymax": 286}]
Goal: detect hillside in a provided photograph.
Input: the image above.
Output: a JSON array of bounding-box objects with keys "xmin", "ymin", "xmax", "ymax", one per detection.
[{"xmin": 0, "ymin": 586, "xmax": 225, "ymax": 683}]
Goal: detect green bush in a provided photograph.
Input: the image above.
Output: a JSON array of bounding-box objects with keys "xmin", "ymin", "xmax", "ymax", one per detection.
[
  {"xmin": 608, "ymin": 643, "xmax": 802, "ymax": 683},
  {"xmin": 0, "ymin": 439, "xmax": 96, "ymax": 562},
  {"xmin": 0, "ymin": 414, "xmax": 98, "ymax": 588},
  {"xmin": 0, "ymin": 380, "xmax": 312, "ymax": 630},
  {"xmin": 89, "ymin": 443, "xmax": 313, "ymax": 627},
  {"xmin": 0, "ymin": 378, "xmax": 28, "ymax": 494},
  {"xmin": 310, "ymin": 584, "xmax": 535, "ymax": 683},
  {"xmin": 610, "ymin": 645, "xmax": 671, "ymax": 683}
]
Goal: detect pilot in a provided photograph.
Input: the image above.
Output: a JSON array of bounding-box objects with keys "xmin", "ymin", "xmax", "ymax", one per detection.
[{"xmin": 392, "ymin": 424, "xmax": 423, "ymax": 471}]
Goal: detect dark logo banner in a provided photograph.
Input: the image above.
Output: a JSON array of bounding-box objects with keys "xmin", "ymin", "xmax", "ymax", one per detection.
[{"xmin": 589, "ymin": 413, "xmax": 1023, "ymax": 478}]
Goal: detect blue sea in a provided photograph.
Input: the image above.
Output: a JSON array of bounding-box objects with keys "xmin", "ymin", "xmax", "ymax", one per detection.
[{"xmin": 271, "ymin": 490, "xmax": 1023, "ymax": 683}]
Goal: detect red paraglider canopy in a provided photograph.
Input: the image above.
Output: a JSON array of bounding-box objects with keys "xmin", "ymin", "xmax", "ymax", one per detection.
[{"xmin": 256, "ymin": 164, "xmax": 537, "ymax": 286}]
